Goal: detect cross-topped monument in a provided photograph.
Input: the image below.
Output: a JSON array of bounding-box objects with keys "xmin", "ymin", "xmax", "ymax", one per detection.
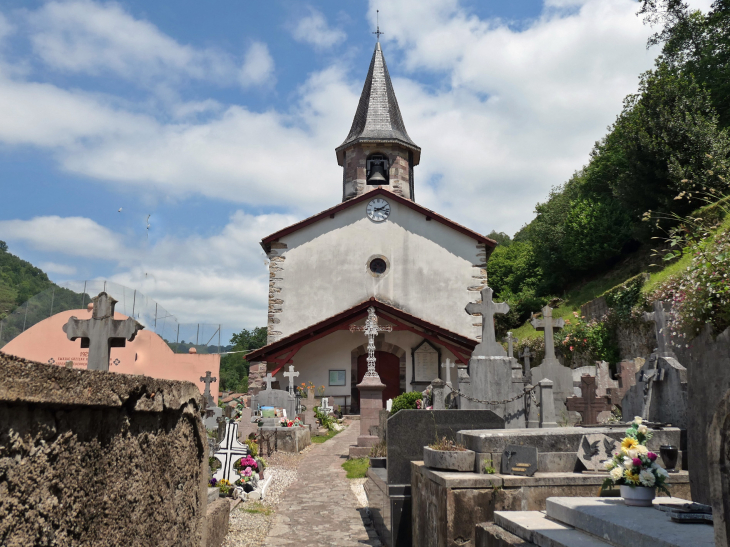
[
  {"xmin": 350, "ymin": 306, "xmax": 393, "ymax": 379},
  {"xmin": 284, "ymin": 365, "xmax": 299, "ymax": 396},
  {"xmin": 465, "ymin": 287, "xmax": 510, "ymax": 357},
  {"xmin": 531, "ymin": 305, "xmax": 565, "ymax": 364},
  {"xmin": 643, "ymin": 300, "xmax": 676, "ymax": 357},
  {"xmin": 62, "ymin": 292, "xmax": 143, "ymax": 371},
  {"xmin": 264, "ymin": 373, "xmax": 274, "ymax": 391},
  {"xmin": 200, "ymin": 371, "xmax": 217, "ymax": 409},
  {"xmin": 519, "ymin": 347, "xmax": 534, "ymax": 376},
  {"xmin": 441, "ymin": 358, "xmax": 455, "ymax": 386},
  {"xmin": 505, "ymin": 332, "xmax": 518, "ymax": 359},
  {"xmin": 566, "ymin": 375, "xmax": 613, "ymax": 425}
]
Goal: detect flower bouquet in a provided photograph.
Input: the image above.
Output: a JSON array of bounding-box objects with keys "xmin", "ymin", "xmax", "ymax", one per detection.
[
  {"xmin": 234, "ymin": 455, "xmax": 259, "ymax": 492},
  {"xmin": 279, "ymin": 416, "xmax": 306, "ymax": 428},
  {"xmin": 209, "ymin": 478, "xmax": 234, "ymax": 496},
  {"xmin": 601, "ymin": 417, "xmax": 670, "ymax": 506}
]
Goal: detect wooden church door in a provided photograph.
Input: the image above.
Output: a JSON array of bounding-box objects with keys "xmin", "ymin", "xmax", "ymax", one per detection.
[{"xmin": 356, "ymin": 351, "xmax": 401, "ymax": 407}]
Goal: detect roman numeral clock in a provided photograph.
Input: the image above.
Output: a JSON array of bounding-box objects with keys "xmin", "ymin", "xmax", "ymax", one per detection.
[{"xmin": 366, "ymin": 198, "xmax": 390, "ymax": 222}]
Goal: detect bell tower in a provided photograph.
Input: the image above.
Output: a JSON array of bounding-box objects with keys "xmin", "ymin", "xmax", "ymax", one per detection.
[{"xmin": 336, "ymin": 42, "xmax": 421, "ymax": 202}]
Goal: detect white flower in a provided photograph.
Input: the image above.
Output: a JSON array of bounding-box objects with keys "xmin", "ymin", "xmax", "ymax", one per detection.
[
  {"xmin": 639, "ymin": 469, "xmax": 656, "ymax": 487},
  {"xmin": 636, "ymin": 445, "xmax": 649, "ymax": 456},
  {"xmin": 634, "ymin": 416, "xmax": 643, "ymax": 425},
  {"xmin": 656, "ymin": 467, "xmax": 669, "ymax": 478},
  {"xmin": 627, "ymin": 449, "xmax": 639, "ymax": 459},
  {"xmin": 651, "ymin": 462, "xmax": 660, "ymax": 469},
  {"xmin": 637, "ymin": 424, "xmax": 648, "ymax": 435},
  {"xmin": 610, "ymin": 467, "xmax": 624, "ymax": 481},
  {"xmin": 603, "ymin": 460, "xmax": 614, "ymax": 470}
]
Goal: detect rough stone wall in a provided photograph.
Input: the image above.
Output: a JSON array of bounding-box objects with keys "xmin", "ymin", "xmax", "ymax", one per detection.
[
  {"xmin": 0, "ymin": 353, "xmax": 208, "ymax": 547},
  {"xmin": 342, "ymin": 144, "xmax": 412, "ymax": 201},
  {"xmin": 247, "ymin": 362, "xmax": 267, "ymax": 395},
  {"xmin": 266, "ymin": 241, "xmax": 287, "ymax": 344},
  {"xmin": 469, "ymin": 243, "xmax": 490, "ymax": 341}
]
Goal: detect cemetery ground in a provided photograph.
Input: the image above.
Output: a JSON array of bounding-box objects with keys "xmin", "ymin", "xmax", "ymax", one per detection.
[{"xmin": 224, "ymin": 421, "xmax": 380, "ymax": 547}]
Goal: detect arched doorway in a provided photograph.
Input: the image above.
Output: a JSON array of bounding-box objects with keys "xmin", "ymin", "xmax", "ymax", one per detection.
[{"xmin": 356, "ymin": 352, "xmax": 401, "ymax": 407}]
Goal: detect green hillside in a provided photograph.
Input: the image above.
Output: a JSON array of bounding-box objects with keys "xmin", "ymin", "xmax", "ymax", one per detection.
[{"xmin": 0, "ymin": 241, "xmax": 53, "ymax": 320}]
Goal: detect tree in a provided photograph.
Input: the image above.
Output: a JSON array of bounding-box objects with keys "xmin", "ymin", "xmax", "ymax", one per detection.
[{"xmin": 219, "ymin": 327, "xmax": 267, "ymax": 392}]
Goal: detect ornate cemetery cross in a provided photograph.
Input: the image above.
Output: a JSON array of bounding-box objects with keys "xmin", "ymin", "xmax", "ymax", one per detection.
[
  {"xmin": 264, "ymin": 373, "xmax": 274, "ymax": 390},
  {"xmin": 643, "ymin": 300, "xmax": 675, "ymax": 357},
  {"xmin": 505, "ymin": 332, "xmax": 518, "ymax": 358},
  {"xmin": 350, "ymin": 306, "xmax": 392, "ymax": 379},
  {"xmin": 465, "ymin": 287, "xmax": 510, "ymax": 356},
  {"xmin": 212, "ymin": 421, "xmax": 249, "ymax": 483},
  {"xmin": 441, "ymin": 358, "xmax": 455, "ymax": 385},
  {"xmin": 62, "ymin": 292, "xmax": 143, "ymax": 371},
  {"xmin": 284, "ymin": 365, "xmax": 299, "ymax": 396},
  {"xmin": 519, "ymin": 347, "xmax": 534, "ymax": 376},
  {"xmin": 200, "ymin": 371, "xmax": 217, "ymax": 409},
  {"xmin": 566, "ymin": 375, "xmax": 613, "ymax": 425},
  {"xmin": 531, "ymin": 306, "xmax": 565, "ymax": 363}
]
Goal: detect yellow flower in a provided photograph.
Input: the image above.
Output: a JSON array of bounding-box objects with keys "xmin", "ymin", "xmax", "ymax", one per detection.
[
  {"xmin": 621, "ymin": 437, "xmax": 638, "ymax": 452},
  {"xmin": 624, "ymin": 469, "xmax": 640, "ymax": 485}
]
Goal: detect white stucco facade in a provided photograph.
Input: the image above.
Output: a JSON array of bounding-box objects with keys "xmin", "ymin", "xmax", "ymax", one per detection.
[{"xmin": 266, "ymin": 196, "xmax": 488, "ymax": 343}]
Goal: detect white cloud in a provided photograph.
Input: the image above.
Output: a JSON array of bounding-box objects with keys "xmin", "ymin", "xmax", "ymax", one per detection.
[
  {"xmin": 239, "ymin": 42, "xmax": 275, "ymax": 88},
  {"xmin": 39, "ymin": 262, "xmax": 77, "ymax": 276},
  {"xmin": 291, "ymin": 8, "xmax": 346, "ymax": 50}
]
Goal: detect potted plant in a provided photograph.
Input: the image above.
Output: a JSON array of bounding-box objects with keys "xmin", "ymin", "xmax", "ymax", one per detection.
[
  {"xmin": 369, "ymin": 440, "xmax": 387, "ymax": 468},
  {"xmin": 601, "ymin": 417, "xmax": 671, "ymax": 506},
  {"xmin": 423, "ymin": 436, "xmax": 475, "ymax": 472},
  {"xmin": 209, "ymin": 478, "xmax": 234, "ymax": 497}
]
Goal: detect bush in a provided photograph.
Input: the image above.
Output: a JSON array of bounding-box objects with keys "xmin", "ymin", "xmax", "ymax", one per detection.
[
  {"xmin": 244, "ymin": 438, "xmax": 258, "ymax": 458},
  {"xmin": 369, "ymin": 440, "xmax": 387, "ymax": 457},
  {"xmin": 390, "ymin": 391, "xmax": 423, "ymax": 415}
]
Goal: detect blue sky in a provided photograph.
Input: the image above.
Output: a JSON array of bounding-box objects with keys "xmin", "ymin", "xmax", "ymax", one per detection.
[{"xmin": 0, "ymin": 0, "xmax": 713, "ymax": 338}]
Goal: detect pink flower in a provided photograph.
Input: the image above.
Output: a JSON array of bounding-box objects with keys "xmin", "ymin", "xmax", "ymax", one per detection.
[
  {"xmin": 632, "ymin": 458, "xmax": 642, "ymax": 467},
  {"xmin": 647, "ymin": 452, "xmax": 658, "ymax": 461}
]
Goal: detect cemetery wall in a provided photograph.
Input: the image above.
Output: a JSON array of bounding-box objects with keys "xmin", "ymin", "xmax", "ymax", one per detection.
[
  {"xmin": 0, "ymin": 353, "xmax": 209, "ymax": 547},
  {"xmin": 268, "ymin": 200, "xmax": 486, "ymax": 341}
]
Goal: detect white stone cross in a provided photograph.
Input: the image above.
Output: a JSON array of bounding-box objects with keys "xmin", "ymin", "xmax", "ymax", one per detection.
[
  {"xmin": 465, "ymin": 287, "xmax": 510, "ymax": 356},
  {"xmin": 441, "ymin": 358, "xmax": 455, "ymax": 385},
  {"xmin": 62, "ymin": 292, "xmax": 143, "ymax": 371},
  {"xmin": 531, "ymin": 306, "xmax": 565, "ymax": 363},
  {"xmin": 505, "ymin": 332, "xmax": 518, "ymax": 358},
  {"xmin": 213, "ymin": 421, "xmax": 249, "ymax": 483},
  {"xmin": 350, "ymin": 306, "xmax": 392, "ymax": 379},
  {"xmin": 643, "ymin": 300, "xmax": 675, "ymax": 357},
  {"xmin": 284, "ymin": 365, "xmax": 299, "ymax": 396},
  {"xmin": 264, "ymin": 373, "xmax": 274, "ymax": 391}
]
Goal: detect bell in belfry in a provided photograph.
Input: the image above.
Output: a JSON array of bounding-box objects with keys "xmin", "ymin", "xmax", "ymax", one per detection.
[{"xmin": 367, "ymin": 162, "xmax": 388, "ymax": 184}]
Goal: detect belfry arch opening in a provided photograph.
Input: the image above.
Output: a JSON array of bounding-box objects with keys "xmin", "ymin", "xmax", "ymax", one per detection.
[{"xmin": 366, "ymin": 153, "xmax": 389, "ymax": 185}]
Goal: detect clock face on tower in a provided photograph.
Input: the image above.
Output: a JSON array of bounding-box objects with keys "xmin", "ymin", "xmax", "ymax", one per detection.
[{"xmin": 366, "ymin": 198, "xmax": 391, "ymax": 222}]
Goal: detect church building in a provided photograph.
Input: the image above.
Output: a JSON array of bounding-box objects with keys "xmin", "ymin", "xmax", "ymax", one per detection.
[{"xmin": 246, "ymin": 42, "xmax": 496, "ymax": 413}]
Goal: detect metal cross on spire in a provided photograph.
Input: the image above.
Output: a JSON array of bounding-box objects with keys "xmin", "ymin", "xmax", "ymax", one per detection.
[
  {"xmin": 350, "ymin": 306, "xmax": 392, "ymax": 379},
  {"xmin": 372, "ymin": 9, "xmax": 384, "ymax": 41}
]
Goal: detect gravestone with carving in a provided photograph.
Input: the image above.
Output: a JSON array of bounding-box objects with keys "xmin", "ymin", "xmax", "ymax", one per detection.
[
  {"xmin": 577, "ymin": 433, "xmax": 619, "ymax": 472},
  {"xmin": 566, "ymin": 375, "xmax": 613, "ymax": 425},
  {"xmin": 463, "ymin": 287, "xmax": 526, "ymax": 428},
  {"xmin": 62, "ymin": 292, "xmax": 143, "ymax": 371},
  {"xmin": 527, "ymin": 306, "xmax": 573, "ymax": 427}
]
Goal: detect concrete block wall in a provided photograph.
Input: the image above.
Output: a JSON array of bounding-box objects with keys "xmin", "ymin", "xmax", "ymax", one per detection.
[{"xmin": 0, "ymin": 352, "xmax": 210, "ymax": 547}]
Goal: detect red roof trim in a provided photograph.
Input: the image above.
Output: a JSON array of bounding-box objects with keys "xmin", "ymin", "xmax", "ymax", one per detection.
[
  {"xmin": 245, "ymin": 298, "xmax": 477, "ymax": 362},
  {"xmin": 260, "ymin": 188, "xmax": 497, "ymax": 249}
]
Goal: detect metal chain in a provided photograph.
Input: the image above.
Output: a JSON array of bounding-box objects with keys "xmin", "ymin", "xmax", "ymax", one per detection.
[{"xmin": 444, "ymin": 383, "xmax": 539, "ymax": 407}]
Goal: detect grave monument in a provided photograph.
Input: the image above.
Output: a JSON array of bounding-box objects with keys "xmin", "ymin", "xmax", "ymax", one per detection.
[{"xmin": 566, "ymin": 375, "xmax": 613, "ymax": 425}]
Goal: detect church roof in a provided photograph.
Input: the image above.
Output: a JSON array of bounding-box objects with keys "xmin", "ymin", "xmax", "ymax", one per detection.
[
  {"xmin": 336, "ymin": 42, "xmax": 421, "ymax": 166},
  {"xmin": 245, "ymin": 297, "xmax": 477, "ymax": 372},
  {"xmin": 260, "ymin": 187, "xmax": 497, "ymax": 252}
]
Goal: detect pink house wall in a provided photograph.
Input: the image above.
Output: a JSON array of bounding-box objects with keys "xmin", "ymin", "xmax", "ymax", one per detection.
[{"xmin": 1, "ymin": 308, "xmax": 220, "ymax": 403}]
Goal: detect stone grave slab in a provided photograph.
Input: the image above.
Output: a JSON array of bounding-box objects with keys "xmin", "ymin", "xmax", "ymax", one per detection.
[
  {"xmin": 577, "ymin": 433, "xmax": 618, "ymax": 472},
  {"xmin": 500, "ymin": 444, "xmax": 537, "ymax": 476}
]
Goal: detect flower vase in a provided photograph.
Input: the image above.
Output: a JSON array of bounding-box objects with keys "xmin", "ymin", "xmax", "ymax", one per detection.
[{"xmin": 620, "ymin": 485, "xmax": 656, "ymax": 507}]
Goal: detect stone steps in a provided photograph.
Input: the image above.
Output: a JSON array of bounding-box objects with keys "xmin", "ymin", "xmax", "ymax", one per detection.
[{"xmin": 491, "ymin": 497, "xmax": 714, "ymax": 547}]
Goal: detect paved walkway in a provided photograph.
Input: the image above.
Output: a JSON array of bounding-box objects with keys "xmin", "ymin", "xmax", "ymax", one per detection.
[{"xmin": 263, "ymin": 422, "xmax": 381, "ymax": 547}]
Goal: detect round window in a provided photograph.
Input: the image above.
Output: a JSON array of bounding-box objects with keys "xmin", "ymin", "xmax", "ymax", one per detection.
[{"xmin": 369, "ymin": 258, "xmax": 387, "ymax": 275}]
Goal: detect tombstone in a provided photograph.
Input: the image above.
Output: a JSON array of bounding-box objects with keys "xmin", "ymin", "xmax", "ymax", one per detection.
[
  {"xmin": 213, "ymin": 422, "xmax": 249, "ymax": 483},
  {"xmin": 62, "ymin": 292, "xmax": 143, "ymax": 371},
  {"xmin": 504, "ymin": 332, "xmax": 518, "ymax": 359},
  {"xmin": 708, "ymin": 387, "xmax": 730, "ymax": 545},
  {"xmin": 538, "ymin": 379, "xmax": 558, "ymax": 428},
  {"xmin": 577, "ymin": 433, "xmax": 619, "ymax": 472},
  {"xmin": 566, "ymin": 375, "xmax": 613, "ymax": 425},
  {"xmin": 519, "ymin": 346, "xmax": 533, "ymax": 377},
  {"xmin": 527, "ymin": 306, "xmax": 572, "ymax": 428},
  {"xmin": 283, "ymin": 365, "xmax": 299, "ymax": 396},
  {"xmin": 320, "ymin": 397, "xmax": 333, "ymax": 414},
  {"xmin": 236, "ymin": 407, "xmax": 259, "ymax": 442},
  {"xmin": 643, "ymin": 300, "xmax": 676, "ymax": 358},
  {"xmin": 431, "ymin": 378, "xmax": 446, "ymax": 410},
  {"xmin": 204, "ymin": 406, "xmax": 224, "ymax": 430},
  {"xmin": 251, "ymin": 376, "xmax": 297, "ymax": 420},
  {"xmin": 463, "ymin": 287, "xmax": 526, "ymax": 428}
]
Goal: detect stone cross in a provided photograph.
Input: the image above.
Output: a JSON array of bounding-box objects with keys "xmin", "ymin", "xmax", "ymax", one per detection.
[
  {"xmin": 441, "ymin": 358, "xmax": 455, "ymax": 386},
  {"xmin": 531, "ymin": 306, "xmax": 565, "ymax": 363},
  {"xmin": 200, "ymin": 371, "xmax": 217, "ymax": 409},
  {"xmin": 566, "ymin": 375, "xmax": 613, "ymax": 425},
  {"xmin": 264, "ymin": 373, "xmax": 274, "ymax": 391},
  {"xmin": 643, "ymin": 300, "xmax": 675, "ymax": 357},
  {"xmin": 519, "ymin": 347, "xmax": 534, "ymax": 376},
  {"xmin": 465, "ymin": 287, "xmax": 510, "ymax": 356},
  {"xmin": 284, "ymin": 365, "xmax": 299, "ymax": 396},
  {"xmin": 639, "ymin": 356, "xmax": 666, "ymax": 420},
  {"xmin": 350, "ymin": 306, "xmax": 392, "ymax": 379},
  {"xmin": 212, "ymin": 421, "xmax": 249, "ymax": 483},
  {"xmin": 62, "ymin": 292, "xmax": 143, "ymax": 371},
  {"xmin": 505, "ymin": 332, "xmax": 518, "ymax": 358}
]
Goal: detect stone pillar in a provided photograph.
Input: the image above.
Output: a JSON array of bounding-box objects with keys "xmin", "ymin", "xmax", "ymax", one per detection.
[
  {"xmin": 354, "ymin": 375, "xmax": 385, "ymax": 451},
  {"xmin": 457, "ymin": 364, "xmax": 471, "ymax": 410},
  {"xmin": 539, "ymin": 379, "xmax": 558, "ymax": 428},
  {"xmin": 709, "ymin": 387, "xmax": 730, "ymax": 545},
  {"xmin": 432, "ymin": 378, "xmax": 446, "ymax": 410}
]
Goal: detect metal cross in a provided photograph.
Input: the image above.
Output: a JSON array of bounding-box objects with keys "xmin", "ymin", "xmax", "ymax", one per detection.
[
  {"xmin": 283, "ymin": 365, "xmax": 299, "ymax": 396},
  {"xmin": 505, "ymin": 332, "xmax": 518, "ymax": 358},
  {"xmin": 264, "ymin": 373, "xmax": 274, "ymax": 391},
  {"xmin": 350, "ymin": 306, "xmax": 392, "ymax": 379},
  {"xmin": 62, "ymin": 292, "xmax": 143, "ymax": 371},
  {"xmin": 643, "ymin": 300, "xmax": 675, "ymax": 357},
  {"xmin": 531, "ymin": 306, "xmax": 565, "ymax": 362},
  {"xmin": 441, "ymin": 358, "xmax": 455, "ymax": 385},
  {"xmin": 465, "ymin": 287, "xmax": 510, "ymax": 356},
  {"xmin": 200, "ymin": 370, "xmax": 217, "ymax": 409},
  {"xmin": 372, "ymin": 9, "xmax": 384, "ymax": 41}
]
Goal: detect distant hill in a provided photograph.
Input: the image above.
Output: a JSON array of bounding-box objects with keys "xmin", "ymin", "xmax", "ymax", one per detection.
[{"xmin": 0, "ymin": 241, "xmax": 53, "ymax": 320}]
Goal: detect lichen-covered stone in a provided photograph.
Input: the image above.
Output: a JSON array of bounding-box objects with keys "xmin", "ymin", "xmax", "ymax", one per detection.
[{"xmin": 423, "ymin": 446, "xmax": 476, "ymax": 472}]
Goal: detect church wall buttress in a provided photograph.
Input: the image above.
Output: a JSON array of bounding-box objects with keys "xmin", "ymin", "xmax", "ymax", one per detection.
[
  {"xmin": 267, "ymin": 242, "xmax": 287, "ymax": 345},
  {"xmin": 468, "ymin": 243, "xmax": 490, "ymax": 342}
]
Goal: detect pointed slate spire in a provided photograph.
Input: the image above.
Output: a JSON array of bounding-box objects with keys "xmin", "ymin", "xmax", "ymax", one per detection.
[{"xmin": 336, "ymin": 42, "xmax": 420, "ymax": 166}]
